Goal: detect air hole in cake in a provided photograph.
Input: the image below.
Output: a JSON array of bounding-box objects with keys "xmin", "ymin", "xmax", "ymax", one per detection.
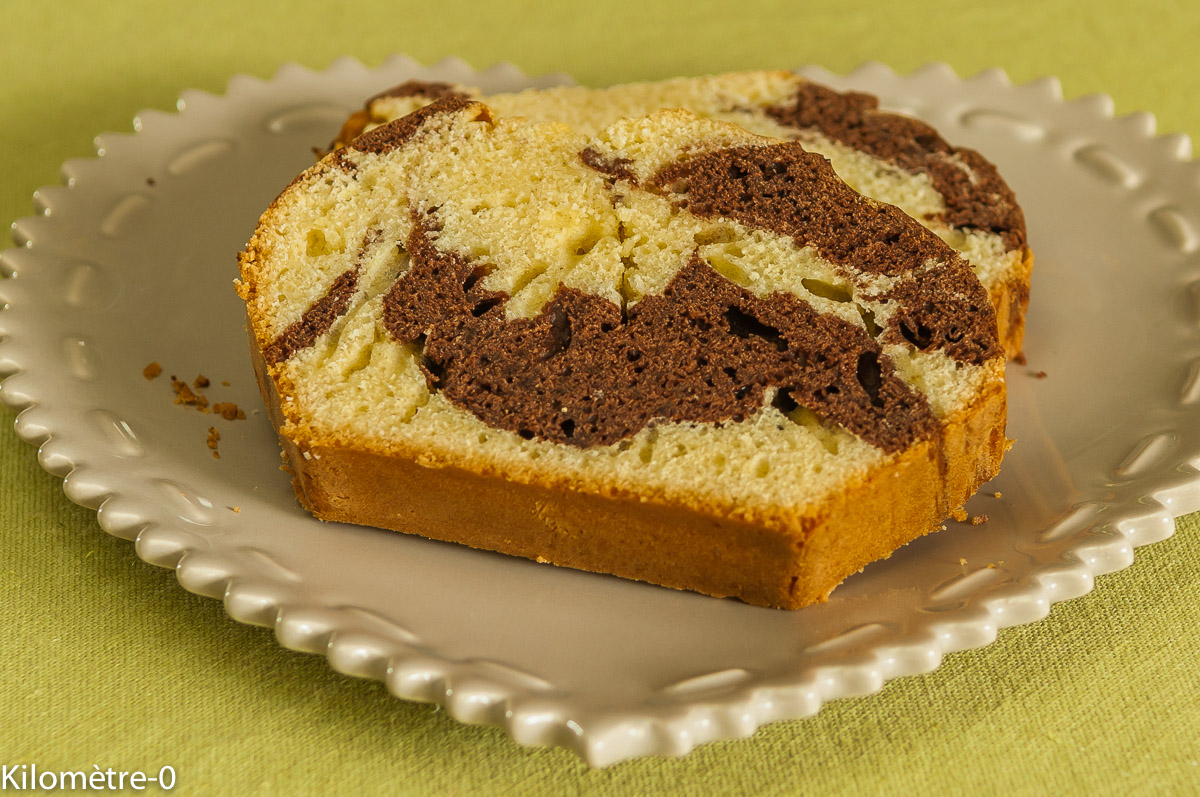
[
  {"xmin": 471, "ymin": 297, "xmax": 503, "ymax": 317},
  {"xmin": 724, "ymin": 307, "xmax": 787, "ymax": 351},
  {"xmin": 900, "ymin": 319, "xmax": 935, "ymax": 349},
  {"xmin": 389, "ymin": 246, "xmax": 413, "ymax": 279},
  {"xmin": 517, "ymin": 428, "xmax": 535, "ymax": 441},
  {"xmin": 560, "ymin": 418, "xmax": 575, "ymax": 439},
  {"xmin": 306, "ymin": 228, "xmax": 333, "ymax": 257},
  {"xmin": 462, "ymin": 264, "xmax": 492, "ymax": 292},
  {"xmin": 693, "ymin": 226, "xmax": 736, "ymax": 245},
  {"xmin": 542, "ymin": 305, "xmax": 572, "ymax": 360},
  {"xmin": 801, "ymin": 278, "xmax": 853, "ymax": 303},
  {"xmin": 573, "ymin": 226, "xmax": 606, "ymax": 257},
  {"xmin": 420, "ymin": 355, "xmax": 446, "ymax": 389},
  {"xmin": 857, "ymin": 352, "xmax": 885, "ymax": 408},
  {"xmin": 618, "ymin": 261, "xmax": 638, "ymax": 311},
  {"xmin": 857, "ymin": 304, "xmax": 880, "ymax": 337},
  {"xmin": 771, "ymin": 388, "xmax": 799, "ymax": 415},
  {"xmin": 708, "ymin": 254, "xmax": 751, "ymax": 287},
  {"xmin": 339, "ymin": 341, "xmax": 374, "ymax": 377},
  {"xmin": 769, "ymin": 388, "xmax": 846, "ymax": 452},
  {"xmin": 510, "ymin": 263, "xmax": 549, "ymax": 295}
]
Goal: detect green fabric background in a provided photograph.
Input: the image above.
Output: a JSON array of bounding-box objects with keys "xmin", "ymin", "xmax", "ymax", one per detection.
[{"xmin": 3, "ymin": 1, "xmax": 1199, "ymax": 793}]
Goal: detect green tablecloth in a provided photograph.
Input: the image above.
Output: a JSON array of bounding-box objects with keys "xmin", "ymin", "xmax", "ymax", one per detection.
[{"xmin": 3, "ymin": 1, "xmax": 1198, "ymax": 793}]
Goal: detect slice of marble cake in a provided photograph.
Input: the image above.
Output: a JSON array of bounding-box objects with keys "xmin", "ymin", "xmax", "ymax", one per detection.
[{"xmin": 239, "ymin": 98, "xmax": 1006, "ymax": 609}]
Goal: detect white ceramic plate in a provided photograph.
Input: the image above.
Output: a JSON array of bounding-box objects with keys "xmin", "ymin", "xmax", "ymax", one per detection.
[{"xmin": 4, "ymin": 57, "xmax": 1200, "ymax": 767}]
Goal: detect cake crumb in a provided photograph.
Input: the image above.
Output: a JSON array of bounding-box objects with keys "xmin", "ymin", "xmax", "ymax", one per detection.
[
  {"xmin": 1031, "ymin": 370, "xmax": 1047, "ymax": 379},
  {"xmin": 146, "ymin": 177, "xmax": 156, "ymax": 187},
  {"xmin": 958, "ymin": 557, "xmax": 967, "ymax": 566},
  {"xmin": 194, "ymin": 374, "xmax": 211, "ymax": 389},
  {"xmin": 171, "ymin": 376, "xmax": 209, "ymax": 408},
  {"xmin": 143, "ymin": 362, "xmax": 163, "ymax": 380},
  {"xmin": 1014, "ymin": 353, "xmax": 1027, "ymax": 366},
  {"xmin": 992, "ymin": 491, "xmax": 1003, "ymax": 499},
  {"xmin": 970, "ymin": 514, "xmax": 989, "ymax": 525},
  {"xmin": 951, "ymin": 508, "xmax": 968, "ymax": 522},
  {"xmin": 212, "ymin": 402, "xmax": 247, "ymax": 421},
  {"xmin": 222, "ymin": 380, "xmax": 231, "ymax": 387},
  {"xmin": 228, "ymin": 506, "xmax": 241, "ymax": 513},
  {"xmin": 536, "ymin": 556, "xmax": 550, "ymax": 564},
  {"xmin": 206, "ymin": 426, "xmax": 220, "ymax": 459}
]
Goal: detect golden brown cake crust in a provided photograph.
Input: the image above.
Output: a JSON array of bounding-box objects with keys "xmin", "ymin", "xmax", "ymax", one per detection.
[{"xmin": 995, "ymin": 246, "xmax": 1035, "ymax": 359}]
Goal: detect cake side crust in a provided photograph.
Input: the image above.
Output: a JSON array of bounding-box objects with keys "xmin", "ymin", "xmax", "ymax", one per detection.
[{"xmin": 995, "ymin": 246, "xmax": 1034, "ymax": 359}]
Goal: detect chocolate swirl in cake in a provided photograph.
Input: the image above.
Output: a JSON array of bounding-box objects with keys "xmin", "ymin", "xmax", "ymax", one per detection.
[
  {"xmin": 263, "ymin": 229, "xmax": 383, "ymax": 365},
  {"xmin": 766, "ymin": 83, "xmax": 1026, "ymax": 249},
  {"xmin": 328, "ymin": 81, "xmax": 474, "ymax": 154},
  {"xmin": 381, "ymin": 221, "xmax": 936, "ymax": 453},
  {"xmin": 648, "ymin": 143, "xmax": 999, "ymax": 366},
  {"xmin": 333, "ymin": 96, "xmax": 481, "ymax": 170}
]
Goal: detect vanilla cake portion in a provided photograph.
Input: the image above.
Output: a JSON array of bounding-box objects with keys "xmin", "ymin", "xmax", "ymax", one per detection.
[
  {"xmin": 241, "ymin": 98, "xmax": 1007, "ymax": 609},
  {"xmin": 333, "ymin": 73, "xmax": 1032, "ymax": 358}
]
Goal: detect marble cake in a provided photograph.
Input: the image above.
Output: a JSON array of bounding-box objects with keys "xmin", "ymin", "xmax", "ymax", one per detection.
[{"xmin": 238, "ymin": 98, "xmax": 1007, "ymax": 609}]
